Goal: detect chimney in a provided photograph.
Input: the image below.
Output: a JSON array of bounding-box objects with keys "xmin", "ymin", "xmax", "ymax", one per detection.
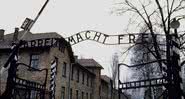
[
  {"xmin": 74, "ymin": 55, "xmax": 78, "ymax": 62},
  {"xmin": 13, "ymin": 28, "xmax": 19, "ymax": 41},
  {"xmin": 0, "ymin": 29, "xmax": 5, "ymax": 41}
]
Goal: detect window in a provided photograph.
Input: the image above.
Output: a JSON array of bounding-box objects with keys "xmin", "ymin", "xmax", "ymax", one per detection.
[
  {"xmin": 70, "ymin": 88, "xmax": 72, "ymax": 99},
  {"xmin": 90, "ymin": 93, "xmax": 92, "ymax": 99},
  {"xmin": 30, "ymin": 54, "xmax": 39, "ymax": 69},
  {"xmin": 77, "ymin": 69, "xmax": 80, "ymax": 82},
  {"xmin": 86, "ymin": 93, "xmax": 88, "ymax": 99},
  {"xmin": 62, "ymin": 62, "xmax": 67, "ymax": 77},
  {"xmin": 90, "ymin": 78, "xmax": 93, "ymax": 87},
  {"xmin": 99, "ymin": 86, "xmax": 101, "ymax": 96},
  {"xmin": 61, "ymin": 87, "xmax": 65, "ymax": 99},
  {"xmin": 71, "ymin": 65, "xmax": 74, "ymax": 80},
  {"xmin": 87, "ymin": 75, "xmax": 89, "ymax": 86},
  {"xmin": 82, "ymin": 92, "xmax": 84, "ymax": 99},
  {"xmin": 76, "ymin": 90, "xmax": 79, "ymax": 99},
  {"xmin": 82, "ymin": 72, "xmax": 85, "ymax": 84}
]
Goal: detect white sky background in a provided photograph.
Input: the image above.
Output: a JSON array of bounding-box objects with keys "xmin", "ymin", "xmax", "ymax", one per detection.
[{"xmin": 0, "ymin": 0, "xmax": 137, "ymax": 79}]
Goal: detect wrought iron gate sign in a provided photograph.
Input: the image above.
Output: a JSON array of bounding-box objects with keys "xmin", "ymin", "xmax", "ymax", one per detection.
[
  {"xmin": 20, "ymin": 38, "xmax": 66, "ymax": 53},
  {"xmin": 18, "ymin": 31, "xmax": 163, "ymax": 49},
  {"xmin": 21, "ymin": 38, "xmax": 61, "ymax": 48},
  {"xmin": 65, "ymin": 30, "xmax": 162, "ymax": 45},
  {"xmin": 19, "ymin": 31, "xmax": 184, "ymax": 47}
]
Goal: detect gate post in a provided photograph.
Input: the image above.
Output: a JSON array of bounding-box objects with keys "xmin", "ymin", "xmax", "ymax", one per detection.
[
  {"xmin": 171, "ymin": 28, "xmax": 184, "ymax": 99},
  {"xmin": 1, "ymin": 42, "xmax": 19, "ymax": 99},
  {"xmin": 118, "ymin": 64, "xmax": 120, "ymax": 99}
]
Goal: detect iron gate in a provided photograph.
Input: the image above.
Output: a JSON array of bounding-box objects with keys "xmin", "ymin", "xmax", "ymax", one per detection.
[
  {"xmin": 1, "ymin": 63, "xmax": 48, "ymax": 99},
  {"xmin": 0, "ymin": 41, "xmax": 48, "ymax": 99},
  {"xmin": 11, "ymin": 63, "xmax": 48, "ymax": 99}
]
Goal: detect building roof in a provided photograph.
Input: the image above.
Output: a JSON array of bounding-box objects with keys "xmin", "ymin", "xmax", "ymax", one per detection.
[
  {"xmin": 101, "ymin": 75, "xmax": 112, "ymax": 83},
  {"xmin": 7, "ymin": 31, "xmax": 62, "ymax": 39},
  {"xmin": 0, "ymin": 31, "xmax": 75, "ymax": 62},
  {"xmin": 0, "ymin": 31, "xmax": 62, "ymax": 49},
  {"xmin": 73, "ymin": 63, "xmax": 96, "ymax": 77},
  {"xmin": 77, "ymin": 59, "xmax": 104, "ymax": 69}
]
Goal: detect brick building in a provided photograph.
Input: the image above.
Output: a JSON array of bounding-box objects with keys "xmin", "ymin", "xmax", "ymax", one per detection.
[
  {"xmin": 77, "ymin": 58, "xmax": 104, "ymax": 99},
  {"xmin": 101, "ymin": 75, "xmax": 111, "ymax": 99},
  {"xmin": 101, "ymin": 75, "xmax": 131, "ymax": 99},
  {"xmin": 0, "ymin": 30, "xmax": 130, "ymax": 99},
  {"xmin": 0, "ymin": 30, "xmax": 74, "ymax": 99},
  {"xmin": 68, "ymin": 57, "xmax": 96, "ymax": 99}
]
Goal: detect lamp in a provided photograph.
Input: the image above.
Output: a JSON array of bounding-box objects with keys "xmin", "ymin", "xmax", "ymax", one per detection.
[{"xmin": 170, "ymin": 18, "xmax": 180, "ymax": 29}]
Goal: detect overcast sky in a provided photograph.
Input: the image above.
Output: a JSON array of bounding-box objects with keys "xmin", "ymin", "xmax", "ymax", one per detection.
[{"xmin": 0, "ymin": 0, "xmax": 132, "ymax": 77}]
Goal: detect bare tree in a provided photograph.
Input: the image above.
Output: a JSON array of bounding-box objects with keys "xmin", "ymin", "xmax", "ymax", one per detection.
[
  {"xmin": 109, "ymin": 52, "xmax": 119, "ymax": 99},
  {"xmin": 114, "ymin": 0, "xmax": 185, "ymax": 70},
  {"xmin": 113, "ymin": 0, "xmax": 185, "ymax": 98},
  {"xmin": 131, "ymin": 30, "xmax": 164, "ymax": 99}
]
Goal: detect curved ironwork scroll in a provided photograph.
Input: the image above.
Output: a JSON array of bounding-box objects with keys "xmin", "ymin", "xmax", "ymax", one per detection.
[
  {"xmin": 65, "ymin": 30, "xmax": 165, "ymax": 46},
  {"xmin": 9, "ymin": 63, "xmax": 48, "ymax": 99}
]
